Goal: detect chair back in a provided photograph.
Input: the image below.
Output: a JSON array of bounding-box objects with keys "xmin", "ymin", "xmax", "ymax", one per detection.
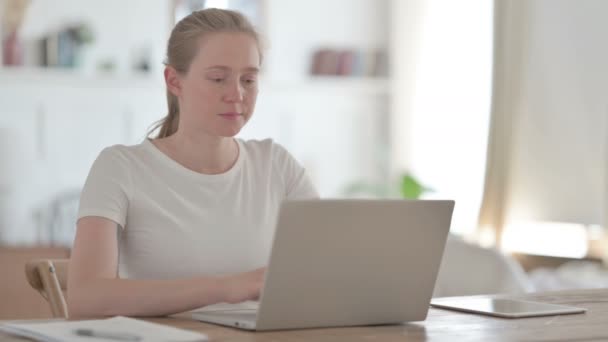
[{"xmin": 25, "ymin": 259, "xmax": 69, "ymax": 318}]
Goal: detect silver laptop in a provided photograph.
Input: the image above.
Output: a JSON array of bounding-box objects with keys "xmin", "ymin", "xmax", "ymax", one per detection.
[{"xmin": 191, "ymin": 199, "xmax": 454, "ymax": 331}]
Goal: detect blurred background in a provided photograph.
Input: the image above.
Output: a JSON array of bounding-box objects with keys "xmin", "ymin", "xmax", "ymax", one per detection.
[
  {"xmin": 0, "ymin": 0, "xmax": 493, "ymax": 246},
  {"xmin": 1, "ymin": 0, "xmax": 608, "ymax": 318}
]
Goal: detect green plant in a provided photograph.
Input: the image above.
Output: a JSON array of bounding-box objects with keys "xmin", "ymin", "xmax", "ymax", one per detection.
[{"xmin": 400, "ymin": 173, "xmax": 433, "ymax": 199}]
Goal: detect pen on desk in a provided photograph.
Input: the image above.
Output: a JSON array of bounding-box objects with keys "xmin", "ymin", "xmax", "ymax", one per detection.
[{"xmin": 73, "ymin": 328, "xmax": 142, "ymax": 341}]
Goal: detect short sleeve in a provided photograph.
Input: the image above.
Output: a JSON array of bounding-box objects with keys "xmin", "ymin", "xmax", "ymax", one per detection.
[
  {"xmin": 77, "ymin": 146, "xmax": 132, "ymax": 228},
  {"xmin": 272, "ymin": 143, "xmax": 320, "ymax": 200}
]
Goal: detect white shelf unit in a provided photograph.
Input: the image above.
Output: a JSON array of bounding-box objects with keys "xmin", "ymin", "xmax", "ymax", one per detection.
[
  {"xmin": 0, "ymin": 66, "xmax": 160, "ymax": 87},
  {"xmin": 261, "ymin": 76, "xmax": 390, "ymax": 95}
]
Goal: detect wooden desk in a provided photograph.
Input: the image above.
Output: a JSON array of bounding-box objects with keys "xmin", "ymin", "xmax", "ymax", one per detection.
[{"xmin": 2, "ymin": 289, "xmax": 607, "ymax": 341}]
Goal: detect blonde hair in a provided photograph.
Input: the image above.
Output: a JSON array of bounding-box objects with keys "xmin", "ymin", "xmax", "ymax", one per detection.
[{"xmin": 150, "ymin": 8, "xmax": 263, "ymax": 138}]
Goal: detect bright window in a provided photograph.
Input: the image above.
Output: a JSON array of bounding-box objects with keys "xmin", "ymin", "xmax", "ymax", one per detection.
[{"xmin": 409, "ymin": 0, "xmax": 494, "ymax": 237}]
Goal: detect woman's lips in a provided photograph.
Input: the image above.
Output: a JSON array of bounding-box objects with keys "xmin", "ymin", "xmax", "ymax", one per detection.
[{"xmin": 218, "ymin": 112, "xmax": 242, "ymax": 120}]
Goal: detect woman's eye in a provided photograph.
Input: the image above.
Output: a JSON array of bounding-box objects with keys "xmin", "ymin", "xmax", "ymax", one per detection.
[{"xmin": 211, "ymin": 78, "xmax": 224, "ymax": 83}]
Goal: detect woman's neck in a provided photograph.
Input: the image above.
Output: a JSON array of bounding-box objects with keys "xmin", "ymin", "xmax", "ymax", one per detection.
[{"xmin": 153, "ymin": 131, "xmax": 239, "ymax": 175}]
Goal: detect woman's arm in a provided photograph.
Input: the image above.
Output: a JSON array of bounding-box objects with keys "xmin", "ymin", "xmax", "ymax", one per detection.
[{"xmin": 67, "ymin": 217, "xmax": 264, "ymax": 318}]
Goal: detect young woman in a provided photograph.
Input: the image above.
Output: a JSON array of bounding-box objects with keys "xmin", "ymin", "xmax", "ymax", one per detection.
[{"xmin": 67, "ymin": 8, "xmax": 318, "ymax": 318}]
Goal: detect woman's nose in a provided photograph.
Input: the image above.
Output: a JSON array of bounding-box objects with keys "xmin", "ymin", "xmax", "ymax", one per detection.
[{"xmin": 223, "ymin": 81, "xmax": 244, "ymax": 102}]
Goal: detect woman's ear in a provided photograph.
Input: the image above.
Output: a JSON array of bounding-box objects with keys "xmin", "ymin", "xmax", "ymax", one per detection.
[{"xmin": 164, "ymin": 66, "xmax": 182, "ymax": 97}]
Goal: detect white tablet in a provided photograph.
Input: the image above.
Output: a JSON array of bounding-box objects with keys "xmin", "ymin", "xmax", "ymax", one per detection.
[{"xmin": 430, "ymin": 298, "xmax": 586, "ymax": 318}]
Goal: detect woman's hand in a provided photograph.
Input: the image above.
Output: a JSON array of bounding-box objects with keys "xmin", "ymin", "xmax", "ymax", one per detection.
[{"xmin": 219, "ymin": 267, "xmax": 266, "ymax": 304}]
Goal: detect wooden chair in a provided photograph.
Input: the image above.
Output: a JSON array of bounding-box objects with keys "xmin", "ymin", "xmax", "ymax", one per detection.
[{"xmin": 25, "ymin": 259, "xmax": 69, "ymax": 318}]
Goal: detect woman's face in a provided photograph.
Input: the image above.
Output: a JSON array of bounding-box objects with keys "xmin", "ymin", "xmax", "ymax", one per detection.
[{"xmin": 168, "ymin": 32, "xmax": 260, "ymax": 138}]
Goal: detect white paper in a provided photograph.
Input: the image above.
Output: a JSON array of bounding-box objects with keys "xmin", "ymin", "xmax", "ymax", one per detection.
[{"xmin": 0, "ymin": 316, "xmax": 208, "ymax": 342}]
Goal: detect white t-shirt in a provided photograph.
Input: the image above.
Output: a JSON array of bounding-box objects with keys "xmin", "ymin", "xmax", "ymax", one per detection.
[{"xmin": 77, "ymin": 138, "xmax": 318, "ymax": 279}]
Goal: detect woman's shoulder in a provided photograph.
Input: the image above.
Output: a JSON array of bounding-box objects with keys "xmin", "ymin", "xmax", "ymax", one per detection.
[
  {"xmin": 94, "ymin": 141, "xmax": 148, "ymax": 166},
  {"xmin": 239, "ymin": 138, "xmax": 289, "ymax": 156},
  {"xmin": 239, "ymin": 138, "xmax": 296, "ymax": 165},
  {"xmin": 239, "ymin": 138, "xmax": 303, "ymax": 174}
]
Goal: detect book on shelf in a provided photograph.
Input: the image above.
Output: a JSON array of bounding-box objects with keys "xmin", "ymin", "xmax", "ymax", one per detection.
[{"xmin": 310, "ymin": 48, "xmax": 388, "ymax": 77}]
